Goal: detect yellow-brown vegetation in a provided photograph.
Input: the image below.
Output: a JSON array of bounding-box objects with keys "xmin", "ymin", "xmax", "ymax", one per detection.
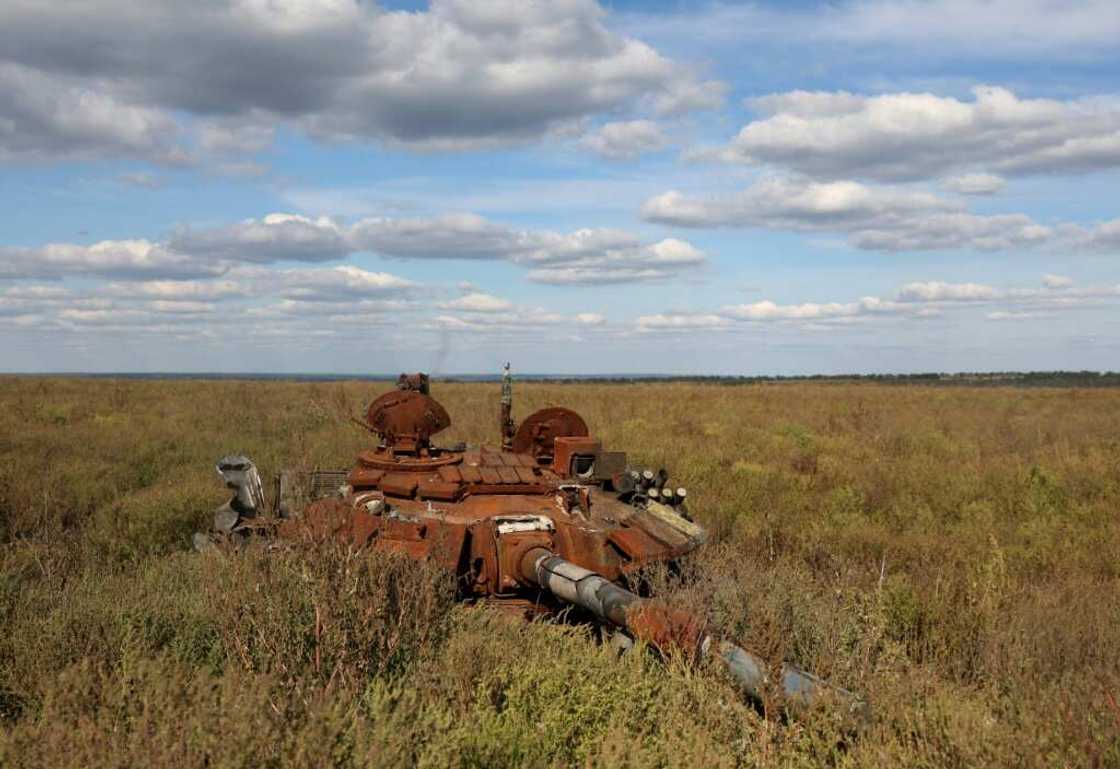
[{"xmin": 1, "ymin": 377, "xmax": 1118, "ymax": 767}]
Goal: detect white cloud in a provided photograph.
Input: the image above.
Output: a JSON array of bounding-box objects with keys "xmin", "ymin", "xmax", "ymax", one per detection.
[
  {"xmin": 706, "ymin": 86, "xmax": 1120, "ymax": 182},
  {"xmin": 642, "ymin": 177, "xmax": 1113, "ymax": 254},
  {"xmin": 196, "ymin": 117, "xmax": 276, "ymax": 155},
  {"xmin": 635, "ymin": 275, "xmax": 1120, "ymax": 334},
  {"xmin": 145, "ymin": 300, "xmax": 215, "ymax": 314},
  {"xmin": 245, "ymin": 297, "xmax": 411, "ymax": 320},
  {"xmin": 0, "ymin": 63, "xmax": 188, "ymax": 164},
  {"xmin": 430, "ymin": 305, "xmax": 602, "ymax": 336},
  {"xmin": 987, "ymin": 311, "xmax": 1044, "ymax": 321},
  {"xmin": 0, "ymin": 239, "xmax": 221, "ymax": 280},
  {"xmin": 169, "ymin": 214, "xmax": 350, "ymax": 263},
  {"xmin": 1, "ymin": 209, "xmax": 705, "ymax": 287},
  {"xmin": 350, "ymin": 215, "xmax": 705, "ymax": 284},
  {"xmin": 643, "ymin": 178, "xmax": 952, "ymax": 229},
  {"xmin": 58, "ymin": 308, "xmax": 150, "ymax": 326},
  {"xmin": 822, "ymin": 0, "xmax": 1120, "ymax": 55},
  {"xmin": 438, "ymin": 292, "xmax": 514, "ymax": 313},
  {"xmin": 277, "ymin": 265, "xmax": 416, "ymax": 302},
  {"xmin": 0, "ymin": 284, "xmax": 70, "ymax": 317},
  {"xmin": 723, "ymin": 297, "xmax": 908, "ymax": 321},
  {"xmin": 350, "ymin": 214, "xmax": 525, "ymax": 261},
  {"xmin": 622, "ymin": 1, "xmax": 1120, "ymax": 62},
  {"xmin": 55, "ymin": 300, "xmax": 219, "ymax": 328},
  {"xmin": 104, "ymin": 279, "xmax": 247, "ymax": 300},
  {"xmin": 0, "ymin": 0, "xmax": 711, "ymax": 161},
  {"xmin": 580, "ymin": 120, "xmax": 670, "ymax": 160},
  {"xmin": 653, "ymin": 78, "xmax": 728, "ymax": 115},
  {"xmin": 1083, "ymin": 218, "xmax": 1120, "ymax": 251},
  {"xmin": 1042, "ymin": 274, "xmax": 1074, "ymax": 289},
  {"xmin": 896, "ymin": 281, "xmax": 997, "ymax": 302},
  {"xmin": 1, "ymin": 285, "xmax": 70, "ymax": 300},
  {"xmin": 942, "ymin": 173, "xmax": 1006, "ymax": 195},
  {"xmin": 637, "ymin": 313, "xmax": 731, "ymax": 330}
]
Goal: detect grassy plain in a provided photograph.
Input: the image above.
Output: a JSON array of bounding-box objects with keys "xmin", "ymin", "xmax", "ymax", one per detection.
[{"xmin": 1, "ymin": 377, "xmax": 1118, "ymax": 768}]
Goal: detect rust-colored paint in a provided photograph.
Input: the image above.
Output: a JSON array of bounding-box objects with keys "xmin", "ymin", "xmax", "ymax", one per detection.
[
  {"xmin": 511, "ymin": 406, "xmax": 588, "ymax": 458},
  {"xmin": 624, "ymin": 600, "xmax": 709, "ymax": 662},
  {"xmin": 273, "ymin": 375, "xmax": 705, "ymax": 628}
]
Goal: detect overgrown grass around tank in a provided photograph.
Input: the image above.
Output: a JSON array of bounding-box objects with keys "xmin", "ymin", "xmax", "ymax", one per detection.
[{"xmin": 1, "ymin": 377, "xmax": 1118, "ymax": 767}]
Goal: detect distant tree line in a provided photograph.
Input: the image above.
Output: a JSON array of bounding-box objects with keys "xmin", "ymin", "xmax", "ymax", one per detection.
[
  {"xmin": 469, "ymin": 371, "xmax": 1120, "ymax": 388},
  {"xmin": 15, "ymin": 370, "xmax": 1120, "ymax": 387}
]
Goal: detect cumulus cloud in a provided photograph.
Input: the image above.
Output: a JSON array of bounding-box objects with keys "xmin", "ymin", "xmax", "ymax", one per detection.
[
  {"xmin": 144, "ymin": 300, "xmax": 215, "ymax": 315},
  {"xmin": 169, "ymin": 214, "xmax": 350, "ymax": 263},
  {"xmin": 277, "ymin": 265, "xmax": 416, "ymax": 302},
  {"xmin": 349, "ymin": 215, "xmax": 706, "ymax": 284},
  {"xmin": 636, "ymin": 313, "xmax": 731, "ymax": 331},
  {"xmin": 430, "ymin": 303, "xmax": 609, "ymax": 338},
  {"xmin": 104, "ymin": 279, "xmax": 247, "ymax": 300},
  {"xmin": 348, "ymin": 216, "xmax": 702, "ymax": 281},
  {"xmin": 893, "ymin": 278, "xmax": 1120, "ymax": 309},
  {"xmin": 5, "ymin": 268, "xmax": 542, "ymax": 343},
  {"xmin": 819, "ymin": 0, "xmax": 1120, "ymax": 55},
  {"xmin": 245, "ymin": 297, "xmax": 412, "ymax": 320},
  {"xmin": 636, "ymin": 275, "xmax": 1120, "ymax": 334},
  {"xmin": 0, "ymin": 63, "xmax": 188, "ymax": 164},
  {"xmin": 1, "ymin": 285, "xmax": 70, "ymax": 301},
  {"xmin": 622, "ymin": 0, "xmax": 1120, "ymax": 58},
  {"xmin": 196, "ymin": 117, "xmax": 276, "ymax": 155},
  {"xmin": 350, "ymin": 214, "xmax": 525, "ymax": 261},
  {"xmin": 722, "ymin": 297, "xmax": 908, "ymax": 321},
  {"xmin": 896, "ymin": 281, "xmax": 997, "ymax": 302},
  {"xmin": 987, "ymin": 311, "xmax": 1044, "ymax": 321},
  {"xmin": 653, "ymin": 78, "xmax": 728, "ymax": 115},
  {"xmin": 643, "ymin": 178, "xmax": 950, "ymax": 229},
  {"xmin": 1042, "ymin": 274, "xmax": 1074, "ymax": 289},
  {"xmin": 437, "ymin": 292, "xmax": 514, "ymax": 313},
  {"xmin": 523, "ymin": 237, "xmax": 705, "ymax": 285},
  {"xmin": 0, "ymin": 284, "xmax": 70, "ymax": 320},
  {"xmin": 705, "ymin": 86, "xmax": 1120, "ymax": 182},
  {"xmin": 0, "ymin": 0, "xmax": 712, "ymax": 161},
  {"xmin": 580, "ymin": 120, "xmax": 670, "ymax": 160},
  {"xmin": 0, "ymin": 239, "xmax": 222, "ymax": 281},
  {"xmin": 942, "ymin": 173, "xmax": 1006, "ymax": 195},
  {"xmin": 641, "ymin": 177, "xmax": 1115, "ymax": 254},
  {"xmin": 1, "ymin": 210, "xmax": 704, "ymax": 287},
  {"xmin": 0, "ymin": 219, "xmax": 625, "ymax": 348},
  {"xmin": 1083, "ymin": 218, "xmax": 1120, "ymax": 251}
]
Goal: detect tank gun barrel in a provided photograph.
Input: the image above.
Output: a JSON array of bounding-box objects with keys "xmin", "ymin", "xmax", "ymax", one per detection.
[{"xmin": 519, "ymin": 548, "xmax": 866, "ymax": 716}]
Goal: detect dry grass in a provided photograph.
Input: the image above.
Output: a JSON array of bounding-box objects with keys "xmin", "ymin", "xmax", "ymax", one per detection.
[{"xmin": 1, "ymin": 377, "xmax": 1119, "ymax": 767}]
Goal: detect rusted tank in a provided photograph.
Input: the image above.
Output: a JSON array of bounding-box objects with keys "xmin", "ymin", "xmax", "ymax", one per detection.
[{"xmin": 199, "ymin": 365, "xmax": 865, "ymax": 716}]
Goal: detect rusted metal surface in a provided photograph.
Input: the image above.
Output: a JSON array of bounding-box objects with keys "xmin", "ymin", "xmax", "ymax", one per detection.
[
  {"xmin": 365, "ymin": 389, "xmax": 451, "ymax": 455},
  {"xmin": 200, "ymin": 367, "xmax": 865, "ymax": 717},
  {"xmin": 511, "ymin": 406, "xmax": 589, "ymax": 459},
  {"xmin": 395, "ymin": 372, "xmax": 430, "ymax": 394}
]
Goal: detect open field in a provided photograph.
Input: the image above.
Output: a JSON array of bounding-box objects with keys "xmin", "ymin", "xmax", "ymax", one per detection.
[{"xmin": 1, "ymin": 377, "xmax": 1118, "ymax": 768}]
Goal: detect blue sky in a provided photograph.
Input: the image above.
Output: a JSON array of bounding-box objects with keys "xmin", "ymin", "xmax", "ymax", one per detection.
[{"xmin": 1, "ymin": 0, "xmax": 1118, "ymax": 374}]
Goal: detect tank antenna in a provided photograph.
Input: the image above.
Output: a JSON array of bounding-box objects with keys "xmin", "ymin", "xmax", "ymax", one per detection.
[{"xmin": 500, "ymin": 362, "xmax": 515, "ymax": 450}]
